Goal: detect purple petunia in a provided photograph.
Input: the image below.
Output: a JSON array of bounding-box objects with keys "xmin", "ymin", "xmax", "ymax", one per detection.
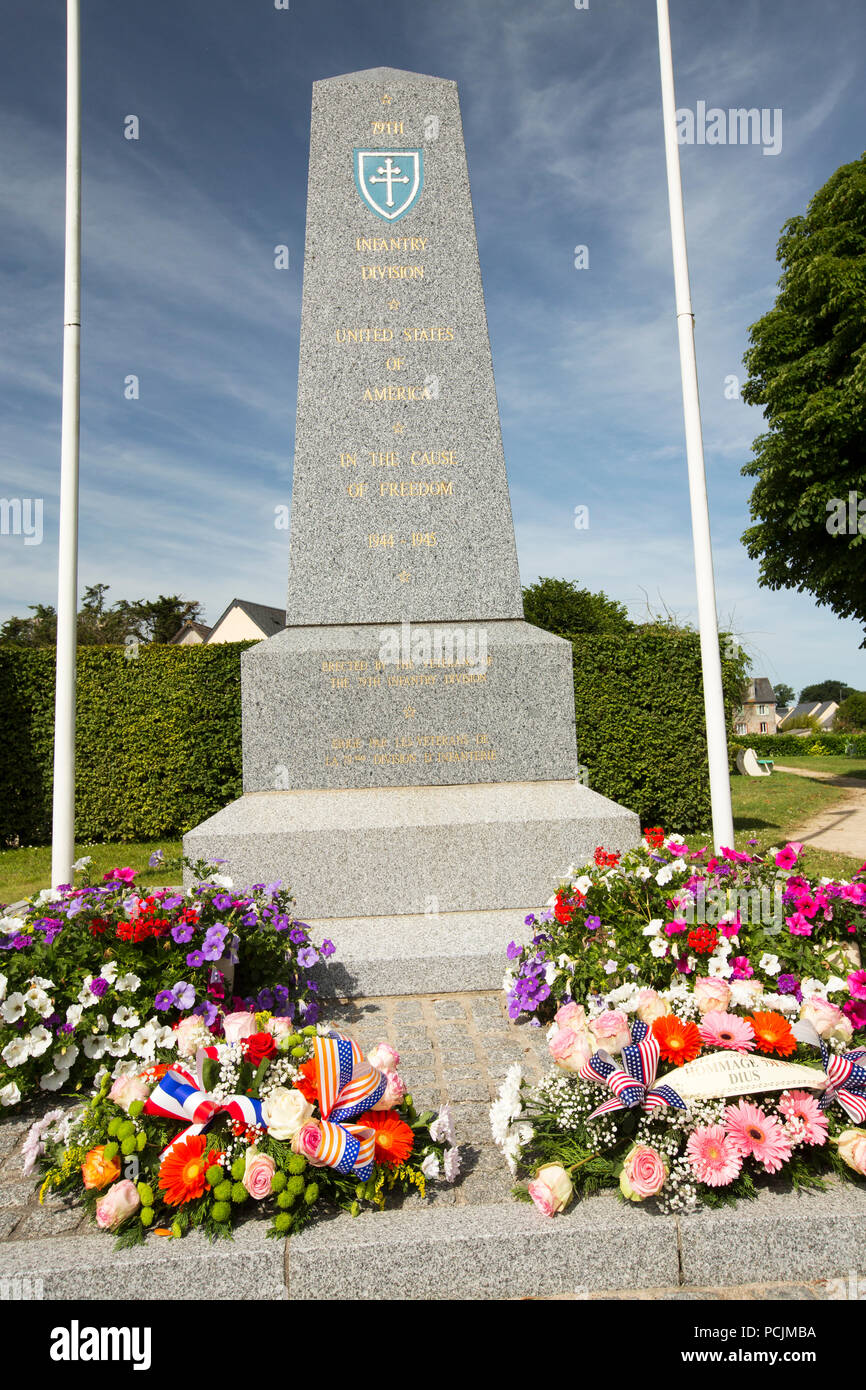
[
  {"xmin": 171, "ymin": 922, "xmax": 195, "ymax": 944},
  {"xmin": 289, "ymin": 927, "xmax": 307, "ymax": 945},
  {"xmin": 162, "ymin": 895, "xmax": 184, "ymax": 910},
  {"xmin": 297, "ymin": 946, "xmax": 318, "ymax": 969},
  {"xmin": 524, "ymin": 914, "xmax": 536, "ymax": 926},
  {"xmin": 585, "ymin": 916, "xmax": 601, "ymax": 932},
  {"xmin": 90, "ymin": 977, "xmax": 109, "ymax": 998},
  {"xmin": 171, "ymin": 981, "xmax": 196, "ymax": 1010},
  {"xmin": 211, "ymin": 893, "xmax": 232, "ymax": 911},
  {"xmin": 154, "ymin": 990, "xmax": 174, "ymax": 1011},
  {"xmin": 186, "ymin": 950, "xmax": 206, "ymax": 969},
  {"xmin": 320, "ymin": 939, "xmax": 336, "ymax": 958},
  {"xmin": 506, "ymin": 941, "xmax": 522, "ymax": 960}
]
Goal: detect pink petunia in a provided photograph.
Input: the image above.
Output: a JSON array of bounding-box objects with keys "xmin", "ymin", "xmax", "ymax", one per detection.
[
  {"xmin": 730, "ymin": 956, "xmax": 754, "ymax": 980},
  {"xmin": 847, "ymin": 970, "xmax": 866, "ymax": 1002}
]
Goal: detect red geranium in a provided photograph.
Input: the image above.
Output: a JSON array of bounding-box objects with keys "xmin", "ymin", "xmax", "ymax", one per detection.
[
  {"xmin": 687, "ymin": 927, "xmax": 719, "ymax": 956},
  {"xmin": 644, "ymin": 827, "xmax": 665, "ymax": 849}
]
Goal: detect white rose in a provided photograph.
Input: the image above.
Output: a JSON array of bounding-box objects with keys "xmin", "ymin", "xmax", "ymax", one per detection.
[
  {"xmin": 1, "ymin": 1081, "xmax": 21, "ymax": 1105},
  {"xmin": 261, "ymin": 1086, "xmax": 314, "ymax": 1140}
]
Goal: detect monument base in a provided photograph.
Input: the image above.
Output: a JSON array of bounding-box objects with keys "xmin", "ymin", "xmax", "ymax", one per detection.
[{"xmin": 183, "ymin": 778, "xmax": 640, "ymax": 930}]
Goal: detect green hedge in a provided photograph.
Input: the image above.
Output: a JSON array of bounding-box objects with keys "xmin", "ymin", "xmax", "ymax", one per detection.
[
  {"xmin": 736, "ymin": 732, "xmax": 866, "ymax": 758},
  {"xmin": 569, "ymin": 632, "xmax": 746, "ymax": 834},
  {"xmin": 0, "ymin": 644, "xmax": 254, "ymax": 846},
  {"xmin": 1, "ymin": 634, "xmax": 745, "ymax": 846}
]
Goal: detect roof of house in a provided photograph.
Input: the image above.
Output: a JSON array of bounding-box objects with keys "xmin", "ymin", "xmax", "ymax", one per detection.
[
  {"xmin": 780, "ymin": 700, "xmax": 838, "ymax": 724},
  {"xmin": 167, "ymin": 621, "xmax": 212, "ymax": 644},
  {"xmin": 209, "ymin": 598, "xmax": 287, "ymax": 637},
  {"xmin": 744, "ymin": 677, "xmax": 776, "ymax": 704}
]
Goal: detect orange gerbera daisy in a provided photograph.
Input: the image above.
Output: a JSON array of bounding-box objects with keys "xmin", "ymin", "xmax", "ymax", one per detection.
[
  {"xmin": 358, "ymin": 1110, "xmax": 414, "ymax": 1167},
  {"xmin": 747, "ymin": 1011, "xmax": 796, "ymax": 1057},
  {"xmin": 652, "ymin": 1014, "xmax": 702, "ymax": 1067},
  {"xmin": 158, "ymin": 1135, "xmax": 222, "ymax": 1207},
  {"xmin": 294, "ymin": 1059, "xmax": 318, "ymax": 1105}
]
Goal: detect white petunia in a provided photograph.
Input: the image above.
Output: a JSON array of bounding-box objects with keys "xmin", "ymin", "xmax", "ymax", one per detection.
[
  {"xmin": 0, "ymin": 973, "xmax": 6, "ymax": 1003},
  {"xmin": 211, "ymin": 874, "xmax": 233, "ymax": 889},
  {"xmin": 2, "ymin": 1038, "xmax": 29, "ymax": 1067},
  {"xmin": 0, "ymin": 1082, "xmax": 21, "ymax": 1106},
  {"xmin": 634, "ymin": 866, "xmax": 651, "ymax": 881},
  {"xmin": 27, "ymin": 1026, "xmax": 52, "ymax": 1057},
  {"xmin": 100, "ymin": 962, "xmax": 119, "ymax": 985},
  {"xmin": 643, "ymin": 920, "xmax": 664, "ymax": 937},
  {"xmin": 72, "ymin": 856, "xmax": 92, "ymax": 871},
  {"xmin": 37, "ymin": 888, "xmax": 62, "ymax": 904},
  {"xmin": 573, "ymin": 875, "xmax": 592, "ymax": 895},
  {"xmin": 112, "ymin": 1007, "xmax": 140, "ymax": 1029},
  {"xmin": 649, "ymin": 938, "xmax": 669, "ymax": 958},
  {"xmin": 24, "ymin": 985, "xmax": 52, "ymax": 1016},
  {"xmin": 656, "ymin": 865, "xmax": 674, "ymax": 886},
  {"xmin": 759, "ymin": 953, "xmax": 780, "ymax": 976},
  {"xmin": 800, "ymin": 977, "xmax": 827, "ymax": 999},
  {"xmin": 39, "ymin": 1068, "xmax": 69, "ymax": 1092},
  {"xmin": 83, "ymin": 1035, "xmax": 108, "ymax": 1059},
  {"xmin": 707, "ymin": 955, "xmax": 733, "ymax": 980},
  {"xmin": 106, "ymin": 1035, "xmax": 131, "ymax": 1058},
  {"xmin": 130, "ymin": 1029, "xmax": 155, "ymax": 1059},
  {"xmin": 420, "ymin": 1153, "xmax": 441, "ymax": 1180},
  {"xmin": 1, "ymin": 993, "xmax": 26, "ymax": 1023},
  {"xmin": 65, "ymin": 1004, "xmax": 84, "ymax": 1027},
  {"xmin": 52, "ymin": 1044, "xmax": 79, "ymax": 1071},
  {"xmin": 151, "ymin": 1025, "xmax": 175, "ymax": 1049},
  {"xmin": 544, "ymin": 961, "xmax": 557, "ymax": 986},
  {"xmin": 825, "ymin": 976, "xmax": 849, "ymax": 995},
  {"xmin": 0, "ymin": 915, "xmax": 27, "ymax": 934},
  {"xmin": 116, "ymin": 973, "xmax": 141, "ymax": 993}
]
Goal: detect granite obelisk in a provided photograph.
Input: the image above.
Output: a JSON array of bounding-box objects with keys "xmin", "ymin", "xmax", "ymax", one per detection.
[{"xmin": 185, "ymin": 69, "xmax": 639, "ymax": 989}]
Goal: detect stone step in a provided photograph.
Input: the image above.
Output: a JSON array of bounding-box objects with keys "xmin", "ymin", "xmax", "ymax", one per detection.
[{"xmin": 309, "ymin": 907, "xmax": 532, "ymax": 996}]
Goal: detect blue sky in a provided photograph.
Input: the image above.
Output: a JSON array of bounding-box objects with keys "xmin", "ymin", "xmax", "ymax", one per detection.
[{"xmin": 1, "ymin": 0, "xmax": 864, "ymax": 696}]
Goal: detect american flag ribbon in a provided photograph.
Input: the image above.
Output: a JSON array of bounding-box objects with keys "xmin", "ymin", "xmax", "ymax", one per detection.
[
  {"xmin": 311, "ymin": 1036, "xmax": 388, "ymax": 1180},
  {"xmin": 578, "ymin": 1019, "xmax": 687, "ymax": 1120},
  {"xmin": 817, "ymin": 1042, "xmax": 866, "ymax": 1123}
]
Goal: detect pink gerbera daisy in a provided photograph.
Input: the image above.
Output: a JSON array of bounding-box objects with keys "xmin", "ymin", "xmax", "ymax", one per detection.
[
  {"xmin": 777, "ymin": 1090, "xmax": 829, "ymax": 1147},
  {"xmin": 685, "ymin": 1124, "xmax": 743, "ymax": 1187},
  {"xmin": 698, "ymin": 1012, "xmax": 756, "ymax": 1052},
  {"xmin": 724, "ymin": 1099, "xmax": 793, "ymax": 1173}
]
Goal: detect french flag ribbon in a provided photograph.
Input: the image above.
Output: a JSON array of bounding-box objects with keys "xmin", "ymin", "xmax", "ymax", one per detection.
[
  {"xmin": 312, "ymin": 1035, "xmax": 387, "ymax": 1181},
  {"xmin": 144, "ymin": 1046, "xmax": 263, "ymax": 1156},
  {"xmin": 578, "ymin": 1019, "xmax": 687, "ymax": 1121},
  {"xmin": 792, "ymin": 1020, "xmax": 866, "ymax": 1123}
]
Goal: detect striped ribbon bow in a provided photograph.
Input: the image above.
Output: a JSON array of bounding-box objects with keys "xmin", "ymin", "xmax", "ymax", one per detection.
[
  {"xmin": 144, "ymin": 1046, "xmax": 263, "ymax": 1156},
  {"xmin": 578, "ymin": 1019, "xmax": 687, "ymax": 1121},
  {"xmin": 311, "ymin": 1035, "xmax": 388, "ymax": 1180},
  {"xmin": 817, "ymin": 1042, "xmax": 866, "ymax": 1122}
]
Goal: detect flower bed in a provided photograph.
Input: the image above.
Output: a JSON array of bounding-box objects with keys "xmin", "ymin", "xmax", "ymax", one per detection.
[
  {"xmin": 494, "ymin": 832, "xmax": 866, "ymax": 1213},
  {"xmin": 31, "ymin": 1019, "xmax": 458, "ymax": 1244},
  {"xmin": 0, "ymin": 859, "xmax": 333, "ymax": 1108}
]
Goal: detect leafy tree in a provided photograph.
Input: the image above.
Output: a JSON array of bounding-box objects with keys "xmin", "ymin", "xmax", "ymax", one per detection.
[
  {"xmin": 0, "ymin": 587, "xmax": 203, "ymax": 648},
  {"xmin": 773, "ymin": 682, "xmax": 796, "ymax": 706},
  {"xmin": 835, "ymin": 692, "xmax": 866, "ymax": 732},
  {"xmin": 522, "ymin": 578, "xmax": 632, "ymax": 638},
  {"xmin": 799, "ymin": 679, "xmax": 857, "ymax": 704},
  {"xmin": 740, "ymin": 152, "xmax": 866, "ymax": 643}
]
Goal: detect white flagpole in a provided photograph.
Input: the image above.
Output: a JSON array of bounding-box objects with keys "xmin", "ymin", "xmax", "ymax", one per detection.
[
  {"xmin": 656, "ymin": 0, "xmax": 735, "ymax": 853},
  {"xmin": 51, "ymin": 0, "xmax": 82, "ymax": 887}
]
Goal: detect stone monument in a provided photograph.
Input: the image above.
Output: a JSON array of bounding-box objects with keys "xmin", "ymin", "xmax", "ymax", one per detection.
[{"xmin": 184, "ymin": 67, "xmax": 640, "ymax": 990}]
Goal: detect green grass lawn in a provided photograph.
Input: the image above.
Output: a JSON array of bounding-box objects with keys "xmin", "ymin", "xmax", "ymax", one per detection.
[
  {"xmin": 0, "ymin": 840, "xmax": 184, "ymax": 905},
  {"xmin": 768, "ymin": 755, "xmax": 866, "ymax": 779},
  {"xmin": 730, "ymin": 770, "xmax": 864, "ymax": 880}
]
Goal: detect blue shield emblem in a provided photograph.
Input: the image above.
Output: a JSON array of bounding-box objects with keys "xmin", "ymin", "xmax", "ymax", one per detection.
[{"xmin": 354, "ymin": 149, "xmax": 424, "ymax": 222}]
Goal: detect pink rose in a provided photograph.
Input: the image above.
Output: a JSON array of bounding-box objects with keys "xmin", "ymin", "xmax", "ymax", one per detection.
[
  {"xmin": 693, "ymin": 976, "xmax": 732, "ymax": 1015},
  {"xmin": 367, "ymin": 1042, "xmax": 400, "ymax": 1071},
  {"xmin": 800, "ymin": 995, "xmax": 853, "ymax": 1045},
  {"xmin": 174, "ymin": 1015, "xmax": 206, "ymax": 1059},
  {"xmin": 836, "ymin": 1129, "xmax": 866, "ymax": 1176},
  {"xmin": 371, "ymin": 1071, "xmax": 406, "ymax": 1111},
  {"xmin": 554, "ymin": 1002, "xmax": 587, "ymax": 1032},
  {"xmin": 222, "ymin": 1011, "xmax": 256, "ymax": 1043},
  {"xmin": 635, "ymin": 990, "xmax": 671, "ymax": 1025},
  {"xmin": 548, "ymin": 1026, "xmax": 592, "ymax": 1072},
  {"xmin": 620, "ymin": 1144, "xmax": 668, "ymax": 1201},
  {"xmin": 242, "ymin": 1149, "xmax": 276, "ymax": 1200},
  {"xmin": 108, "ymin": 1074, "xmax": 150, "ymax": 1112},
  {"xmin": 267, "ymin": 1016, "xmax": 294, "ymax": 1038},
  {"xmin": 95, "ymin": 1179, "xmax": 141, "ymax": 1229},
  {"xmin": 589, "ymin": 1010, "xmax": 631, "ymax": 1055},
  {"xmin": 291, "ymin": 1121, "xmax": 327, "ymax": 1165},
  {"xmin": 527, "ymin": 1163, "xmax": 573, "ymax": 1216}
]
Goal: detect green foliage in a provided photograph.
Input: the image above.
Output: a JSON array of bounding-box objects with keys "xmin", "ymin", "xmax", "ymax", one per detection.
[
  {"xmin": 0, "ymin": 583, "xmax": 204, "ymax": 649},
  {"xmin": 773, "ymin": 683, "xmax": 796, "ymax": 706},
  {"xmin": 800, "ymin": 679, "xmax": 858, "ymax": 704},
  {"xmin": 740, "ymin": 152, "xmax": 866, "ymax": 642},
  {"xmin": 522, "ymin": 578, "xmax": 632, "ymax": 639},
  {"xmin": 836, "ymin": 692, "xmax": 866, "ymax": 732},
  {"xmin": 0, "ymin": 643, "xmax": 254, "ymax": 846},
  {"xmin": 568, "ymin": 631, "xmax": 748, "ymax": 832},
  {"xmin": 741, "ymin": 732, "xmax": 866, "ymax": 757}
]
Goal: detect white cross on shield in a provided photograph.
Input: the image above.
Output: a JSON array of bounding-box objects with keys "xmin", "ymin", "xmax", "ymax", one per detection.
[{"xmin": 354, "ymin": 149, "xmax": 424, "ymax": 222}]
